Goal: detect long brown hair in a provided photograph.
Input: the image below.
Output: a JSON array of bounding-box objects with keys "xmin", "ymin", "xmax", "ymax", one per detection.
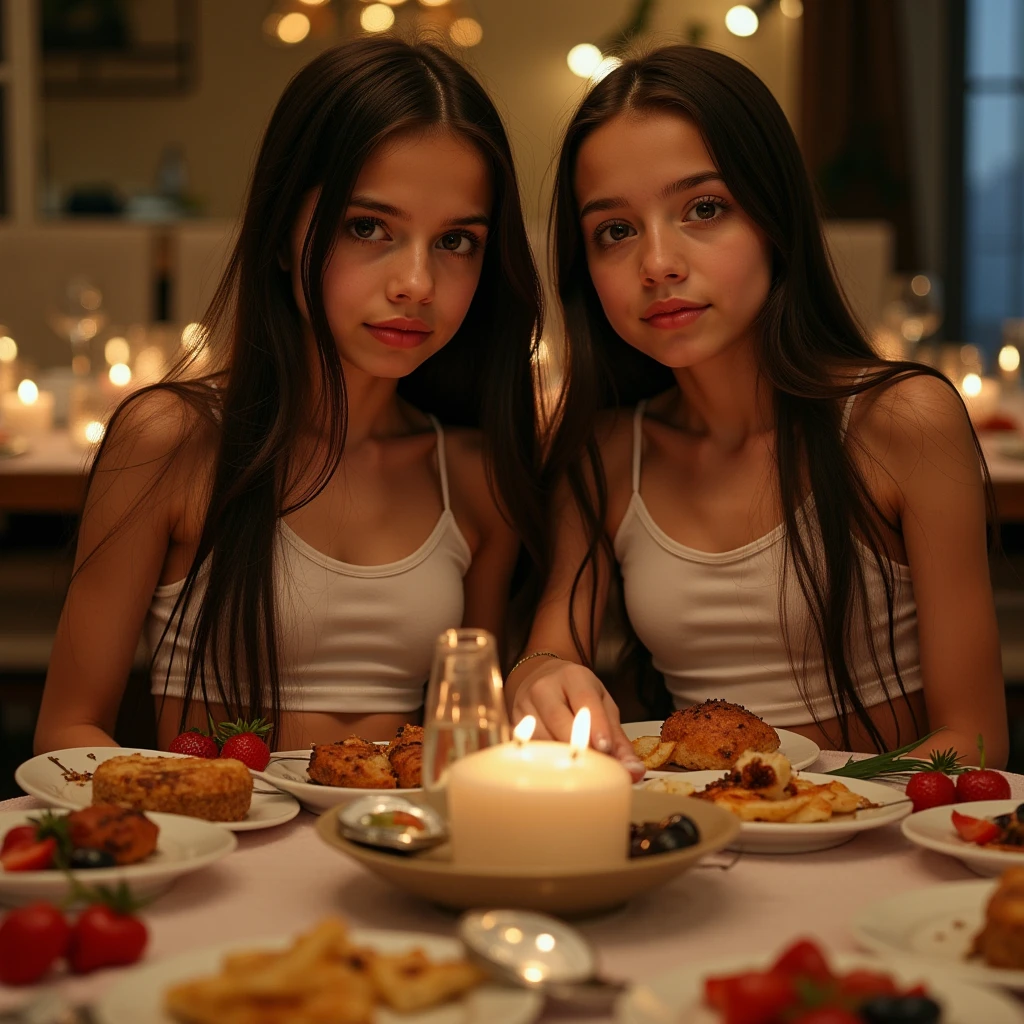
[
  {"xmin": 547, "ymin": 45, "xmax": 992, "ymax": 750},
  {"xmin": 84, "ymin": 39, "xmax": 544, "ymax": 738}
]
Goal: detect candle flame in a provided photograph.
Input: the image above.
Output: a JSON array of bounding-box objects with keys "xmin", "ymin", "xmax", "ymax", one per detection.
[
  {"xmin": 569, "ymin": 707, "xmax": 591, "ymax": 756},
  {"xmin": 513, "ymin": 716, "xmax": 536, "ymax": 744},
  {"xmin": 17, "ymin": 379, "xmax": 38, "ymax": 405}
]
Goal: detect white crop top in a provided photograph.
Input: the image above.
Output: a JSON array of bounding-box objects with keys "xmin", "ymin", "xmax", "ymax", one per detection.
[
  {"xmin": 612, "ymin": 395, "xmax": 923, "ymax": 727},
  {"xmin": 146, "ymin": 418, "xmax": 472, "ymax": 714}
]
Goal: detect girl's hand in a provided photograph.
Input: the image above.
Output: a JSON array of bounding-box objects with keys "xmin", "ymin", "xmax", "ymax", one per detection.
[{"xmin": 511, "ymin": 659, "xmax": 646, "ymax": 781}]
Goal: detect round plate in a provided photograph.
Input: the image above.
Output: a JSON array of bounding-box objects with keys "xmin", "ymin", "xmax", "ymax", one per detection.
[
  {"xmin": 316, "ymin": 789, "xmax": 740, "ymax": 917},
  {"xmin": 616, "ymin": 949, "xmax": 1024, "ymax": 1023},
  {"xmin": 252, "ymin": 747, "xmax": 421, "ymax": 814},
  {"xmin": 0, "ymin": 809, "xmax": 236, "ymax": 907},
  {"xmin": 621, "ymin": 721, "xmax": 820, "ymax": 771},
  {"xmin": 640, "ymin": 770, "xmax": 911, "ymax": 853},
  {"xmin": 94, "ymin": 928, "xmax": 542, "ymax": 1024},
  {"xmin": 852, "ymin": 879, "xmax": 1024, "ymax": 991},
  {"xmin": 902, "ymin": 799, "xmax": 1024, "ymax": 876},
  {"xmin": 15, "ymin": 747, "xmax": 300, "ymax": 832}
]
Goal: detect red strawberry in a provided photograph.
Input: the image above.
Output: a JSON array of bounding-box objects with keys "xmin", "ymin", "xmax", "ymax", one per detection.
[
  {"xmin": 168, "ymin": 729, "xmax": 219, "ymax": 759},
  {"xmin": 956, "ymin": 734, "xmax": 1012, "ymax": 803},
  {"xmin": 65, "ymin": 881, "xmax": 148, "ymax": 974},
  {"xmin": 905, "ymin": 771, "xmax": 956, "ymax": 813},
  {"xmin": 1, "ymin": 838, "xmax": 57, "ymax": 872},
  {"xmin": 951, "ymin": 809, "xmax": 1001, "ymax": 845},
  {"xmin": 217, "ymin": 718, "xmax": 272, "ymax": 771}
]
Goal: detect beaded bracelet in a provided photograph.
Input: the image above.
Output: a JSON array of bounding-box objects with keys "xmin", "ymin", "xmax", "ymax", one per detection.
[{"xmin": 508, "ymin": 650, "xmax": 561, "ymax": 676}]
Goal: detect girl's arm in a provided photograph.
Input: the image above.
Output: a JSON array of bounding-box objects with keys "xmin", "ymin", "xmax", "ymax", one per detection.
[
  {"xmin": 34, "ymin": 393, "xmax": 193, "ymax": 752},
  {"xmin": 873, "ymin": 374, "xmax": 1008, "ymax": 767}
]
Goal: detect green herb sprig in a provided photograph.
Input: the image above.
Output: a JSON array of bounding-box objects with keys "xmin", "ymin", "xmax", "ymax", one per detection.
[{"xmin": 826, "ymin": 728, "xmax": 966, "ymax": 780}]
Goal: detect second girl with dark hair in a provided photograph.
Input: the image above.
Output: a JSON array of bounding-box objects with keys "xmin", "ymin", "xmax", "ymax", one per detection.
[
  {"xmin": 510, "ymin": 45, "xmax": 1006, "ymax": 773},
  {"xmin": 36, "ymin": 38, "xmax": 543, "ymax": 751}
]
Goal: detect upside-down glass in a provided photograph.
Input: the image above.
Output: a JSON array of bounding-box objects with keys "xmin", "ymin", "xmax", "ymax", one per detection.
[{"xmin": 421, "ymin": 629, "xmax": 510, "ymax": 791}]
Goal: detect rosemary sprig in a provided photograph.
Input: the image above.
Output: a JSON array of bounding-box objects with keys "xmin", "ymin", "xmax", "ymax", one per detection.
[{"xmin": 826, "ymin": 728, "xmax": 967, "ymax": 780}]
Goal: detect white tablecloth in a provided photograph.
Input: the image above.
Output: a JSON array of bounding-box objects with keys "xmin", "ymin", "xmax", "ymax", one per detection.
[{"xmin": 1, "ymin": 750, "xmax": 1022, "ymax": 1020}]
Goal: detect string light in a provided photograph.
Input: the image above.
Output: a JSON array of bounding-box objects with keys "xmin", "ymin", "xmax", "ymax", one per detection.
[
  {"xmin": 999, "ymin": 345, "xmax": 1021, "ymax": 373},
  {"xmin": 567, "ymin": 43, "xmax": 603, "ymax": 78},
  {"xmin": 0, "ymin": 336, "xmax": 17, "ymax": 363},
  {"xmin": 109, "ymin": 363, "xmax": 132, "ymax": 387},
  {"xmin": 725, "ymin": 5, "xmax": 759, "ymax": 36},
  {"xmin": 104, "ymin": 337, "xmax": 130, "ymax": 365},
  {"xmin": 449, "ymin": 17, "xmax": 482, "ymax": 46},
  {"xmin": 276, "ymin": 12, "xmax": 311, "ymax": 43},
  {"xmin": 361, "ymin": 3, "xmax": 395, "ymax": 32}
]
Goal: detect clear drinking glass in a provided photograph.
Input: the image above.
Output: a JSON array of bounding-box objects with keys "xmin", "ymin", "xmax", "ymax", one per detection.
[{"xmin": 421, "ymin": 628, "xmax": 510, "ymax": 790}]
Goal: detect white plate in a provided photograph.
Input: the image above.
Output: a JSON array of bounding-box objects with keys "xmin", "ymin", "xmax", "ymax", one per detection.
[
  {"xmin": 94, "ymin": 928, "xmax": 542, "ymax": 1024},
  {"xmin": 852, "ymin": 879, "xmax": 1024, "ymax": 991},
  {"xmin": 0, "ymin": 809, "xmax": 236, "ymax": 907},
  {"xmin": 252, "ymin": 747, "xmax": 421, "ymax": 814},
  {"xmin": 15, "ymin": 747, "xmax": 300, "ymax": 832},
  {"xmin": 621, "ymin": 721, "xmax": 820, "ymax": 771},
  {"xmin": 616, "ymin": 949, "xmax": 1024, "ymax": 1024},
  {"xmin": 639, "ymin": 770, "xmax": 910, "ymax": 853},
  {"xmin": 902, "ymin": 799, "xmax": 1024, "ymax": 876}
]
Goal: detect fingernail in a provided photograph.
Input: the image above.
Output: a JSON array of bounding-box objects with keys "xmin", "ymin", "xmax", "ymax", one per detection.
[
  {"xmin": 623, "ymin": 757, "xmax": 645, "ymax": 774},
  {"xmin": 595, "ymin": 736, "xmax": 612, "ymax": 753}
]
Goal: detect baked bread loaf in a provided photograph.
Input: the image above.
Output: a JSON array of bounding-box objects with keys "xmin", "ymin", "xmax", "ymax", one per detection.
[
  {"xmin": 308, "ymin": 737, "xmax": 397, "ymax": 789},
  {"xmin": 661, "ymin": 700, "xmax": 781, "ymax": 770},
  {"xmin": 972, "ymin": 867, "xmax": 1024, "ymax": 968},
  {"xmin": 92, "ymin": 754, "xmax": 253, "ymax": 822}
]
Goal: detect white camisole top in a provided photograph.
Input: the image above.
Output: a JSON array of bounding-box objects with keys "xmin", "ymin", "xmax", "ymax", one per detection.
[
  {"xmin": 146, "ymin": 418, "xmax": 472, "ymax": 714},
  {"xmin": 612, "ymin": 394, "xmax": 923, "ymax": 726}
]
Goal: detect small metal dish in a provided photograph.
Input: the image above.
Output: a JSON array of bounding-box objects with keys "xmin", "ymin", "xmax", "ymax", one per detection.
[{"xmin": 337, "ymin": 795, "xmax": 447, "ymax": 853}]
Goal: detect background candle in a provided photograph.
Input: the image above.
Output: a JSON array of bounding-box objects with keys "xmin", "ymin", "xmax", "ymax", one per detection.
[
  {"xmin": 2, "ymin": 380, "xmax": 54, "ymax": 435},
  {"xmin": 446, "ymin": 713, "xmax": 632, "ymax": 871}
]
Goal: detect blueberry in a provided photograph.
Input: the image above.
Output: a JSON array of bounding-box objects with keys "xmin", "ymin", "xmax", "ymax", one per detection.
[
  {"xmin": 1015, "ymin": 803, "xmax": 1024, "ymax": 823},
  {"xmin": 994, "ymin": 814, "xmax": 1012, "ymax": 828},
  {"xmin": 858, "ymin": 994, "xmax": 941, "ymax": 1023},
  {"xmin": 68, "ymin": 847, "xmax": 116, "ymax": 869}
]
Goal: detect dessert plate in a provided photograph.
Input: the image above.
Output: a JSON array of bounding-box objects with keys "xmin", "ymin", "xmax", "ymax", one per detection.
[
  {"xmin": 852, "ymin": 879, "xmax": 1024, "ymax": 992},
  {"xmin": 15, "ymin": 747, "xmax": 300, "ymax": 831},
  {"xmin": 621, "ymin": 721, "xmax": 820, "ymax": 771},
  {"xmin": 316, "ymin": 789, "xmax": 740, "ymax": 917},
  {"xmin": 94, "ymin": 928, "xmax": 542, "ymax": 1024},
  {"xmin": 0, "ymin": 809, "xmax": 236, "ymax": 907},
  {"xmin": 616, "ymin": 950, "xmax": 1024, "ymax": 1023},
  {"xmin": 902, "ymin": 799, "xmax": 1024, "ymax": 876},
  {"xmin": 252, "ymin": 747, "xmax": 421, "ymax": 814},
  {"xmin": 640, "ymin": 770, "xmax": 910, "ymax": 854}
]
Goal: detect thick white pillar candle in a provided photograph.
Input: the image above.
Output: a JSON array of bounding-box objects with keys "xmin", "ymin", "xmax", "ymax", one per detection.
[
  {"xmin": 2, "ymin": 381, "xmax": 54, "ymax": 435},
  {"xmin": 447, "ymin": 711, "xmax": 632, "ymax": 871}
]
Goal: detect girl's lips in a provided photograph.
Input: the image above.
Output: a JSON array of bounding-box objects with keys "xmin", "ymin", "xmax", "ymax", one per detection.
[
  {"xmin": 364, "ymin": 324, "xmax": 433, "ymax": 349},
  {"xmin": 642, "ymin": 305, "xmax": 709, "ymax": 329}
]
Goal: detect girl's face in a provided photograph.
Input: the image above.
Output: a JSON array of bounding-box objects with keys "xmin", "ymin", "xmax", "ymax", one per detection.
[
  {"xmin": 290, "ymin": 129, "xmax": 492, "ymax": 379},
  {"xmin": 574, "ymin": 111, "xmax": 771, "ymax": 370}
]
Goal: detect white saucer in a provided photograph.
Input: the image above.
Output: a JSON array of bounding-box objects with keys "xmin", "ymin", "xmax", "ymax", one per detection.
[
  {"xmin": 852, "ymin": 879, "xmax": 1024, "ymax": 992},
  {"xmin": 622, "ymin": 720, "xmax": 820, "ymax": 771},
  {"xmin": 641, "ymin": 770, "xmax": 910, "ymax": 853},
  {"xmin": 901, "ymin": 799, "xmax": 1024, "ymax": 876},
  {"xmin": 616, "ymin": 949, "xmax": 1024, "ymax": 1024},
  {"xmin": 0, "ymin": 809, "xmax": 236, "ymax": 907},
  {"xmin": 252, "ymin": 748, "xmax": 422, "ymax": 814},
  {"xmin": 95, "ymin": 928, "xmax": 542, "ymax": 1024},
  {"xmin": 15, "ymin": 747, "xmax": 300, "ymax": 831}
]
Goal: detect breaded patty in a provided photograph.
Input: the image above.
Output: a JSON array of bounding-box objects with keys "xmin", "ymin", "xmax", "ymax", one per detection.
[
  {"xmin": 386, "ymin": 725, "xmax": 423, "ymax": 788},
  {"xmin": 92, "ymin": 755, "xmax": 252, "ymax": 822},
  {"xmin": 67, "ymin": 804, "xmax": 159, "ymax": 864},
  {"xmin": 308, "ymin": 737, "xmax": 397, "ymax": 789},
  {"xmin": 661, "ymin": 700, "xmax": 780, "ymax": 770}
]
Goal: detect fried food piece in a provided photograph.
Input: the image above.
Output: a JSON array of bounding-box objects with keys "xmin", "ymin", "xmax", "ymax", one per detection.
[
  {"xmin": 308, "ymin": 737, "xmax": 396, "ymax": 789},
  {"xmin": 792, "ymin": 778, "xmax": 870, "ymax": 815},
  {"xmin": 972, "ymin": 867, "xmax": 1024, "ymax": 968},
  {"xmin": 385, "ymin": 724, "xmax": 424, "ymax": 756},
  {"xmin": 366, "ymin": 948, "xmax": 487, "ymax": 1013},
  {"xmin": 642, "ymin": 777, "xmax": 695, "ymax": 796},
  {"xmin": 701, "ymin": 789, "xmax": 818, "ymax": 822},
  {"xmin": 66, "ymin": 804, "xmax": 159, "ymax": 865},
  {"xmin": 731, "ymin": 750, "xmax": 792, "ymax": 801},
  {"xmin": 386, "ymin": 725, "xmax": 424, "ymax": 788},
  {"xmin": 92, "ymin": 755, "xmax": 252, "ymax": 822},
  {"xmin": 661, "ymin": 700, "xmax": 780, "ymax": 770},
  {"xmin": 632, "ymin": 736, "xmax": 677, "ymax": 770}
]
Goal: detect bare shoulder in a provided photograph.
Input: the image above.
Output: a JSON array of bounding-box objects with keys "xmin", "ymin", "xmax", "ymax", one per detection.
[
  {"xmin": 593, "ymin": 406, "xmax": 635, "ymax": 486},
  {"xmin": 437, "ymin": 426, "xmax": 509, "ymax": 531}
]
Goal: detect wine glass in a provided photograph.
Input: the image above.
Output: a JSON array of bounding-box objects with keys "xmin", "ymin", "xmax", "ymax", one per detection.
[
  {"xmin": 421, "ymin": 629, "xmax": 510, "ymax": 790},
  {"xmin": 881, "ymin": 273, "xmax": 944, "ymax": 354},
  {"xmin": 47, "ymin": 277, "xmax": 108, "ymax": 377}
]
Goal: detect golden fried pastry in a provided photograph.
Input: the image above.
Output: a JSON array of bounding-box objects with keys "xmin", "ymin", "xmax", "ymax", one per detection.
[
  {"xmin": 386, "ymin": 724, "xmax": 424, "ymax": 788},
  {"xmin": 308, "ymin": 737, "xmax": 397, "ymax": 789},
  {"xmin": 385, "ymin": 723, "xmax": 424, "ymax": 756},
  {"xmin": 972, "ymin": 867, "xmax": 1024, "ymax": 968},
  {"xmin": 92, "ymin": 755, "xmax": 252, "ymax": 822},
  {"xmin": 367, "ymin": 948, "xmax": 485, "ymax": 1012},
  {"xmin": 661, "ymin": 700, "xmax": 780, "ymax": 769},
  {"xmin": 66, "ymin": 804, "xmax": 159, "ymax": 865},
  {"xmin": 632, "ymin": 736, "xmax": 677, "ymax": 770}
]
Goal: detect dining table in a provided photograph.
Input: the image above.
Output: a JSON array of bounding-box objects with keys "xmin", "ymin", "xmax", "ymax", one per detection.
[{"xmin": 1, "ymin": 749, "xmax": 1022, "ymax": 1022}]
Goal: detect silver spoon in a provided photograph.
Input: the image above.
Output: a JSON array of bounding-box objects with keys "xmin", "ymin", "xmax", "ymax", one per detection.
[
  {"xmin": 457, "ymin": 909, "xmax": 628, "ymax": 1010},
  {"xmin": 336, "ymin": 794, "xmax": 448, "ymax": 853}
]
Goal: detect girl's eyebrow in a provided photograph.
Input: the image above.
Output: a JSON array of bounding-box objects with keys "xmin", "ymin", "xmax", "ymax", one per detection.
[
  {"xmin": 348, "ymin": 194, "xmax": 489, "ymax": 228},
  {"xmin": 578, "ymin": 171, "xmax": 724, "ymax": 219}
]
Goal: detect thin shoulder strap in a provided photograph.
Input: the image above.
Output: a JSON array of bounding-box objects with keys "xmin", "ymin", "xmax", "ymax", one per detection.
[
  {"xmin": 631, "ymin": 400, "xmax": 647, "ymax": 494},
  {"xmin": 840, "ymin": 370, "xmax": 869, "ymax": 440},
  {"xmin": 428, "ymin": 415, "xmax": 451, "ymax": 511}
]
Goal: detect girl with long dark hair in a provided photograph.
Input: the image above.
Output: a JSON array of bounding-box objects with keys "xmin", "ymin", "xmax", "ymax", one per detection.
[
  {"xmin": 509, "ymin": 45, "xmax": 1006, "ymax": 773},
  {"xmin": 36, "ymin": 39, "xmax": 543, "ymax": 752}
]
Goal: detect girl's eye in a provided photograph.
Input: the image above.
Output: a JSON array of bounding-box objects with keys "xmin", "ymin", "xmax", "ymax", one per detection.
[
  {"xmin": 348, "ymin": 217, "xmax": 388, "ymax": 241},
  {"xmin": 436, "ymin": 232, "xmax": 478, "ymax": 256},
  {"xmin": 685, "ymin": 199, "xmax": 727, "ymax": 223},
  {"xmin": 595, "ymin": 222, "xmax": 636, "ymax": 246}
]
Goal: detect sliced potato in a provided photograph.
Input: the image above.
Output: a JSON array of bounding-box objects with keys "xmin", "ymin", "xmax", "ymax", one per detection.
[{"xmin": 631, "ymin": 736, "xmax": 677, "ymax": 769}]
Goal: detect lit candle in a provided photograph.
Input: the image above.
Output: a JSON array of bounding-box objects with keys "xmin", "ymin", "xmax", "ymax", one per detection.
[
  {"xmin": 1, "ymin": 379, "xmax": 54, "ymax": 436},
  {"xmin": 999, "ymin": 344, "xmax": 1021, "ymax": 389},
  {"xmin": 959, "ymin": 373, "xmax": 1001, "ymax": 427},
  {"xmin": 446, "ymin": 709, "xmax": 632, "ymax": 871}
]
